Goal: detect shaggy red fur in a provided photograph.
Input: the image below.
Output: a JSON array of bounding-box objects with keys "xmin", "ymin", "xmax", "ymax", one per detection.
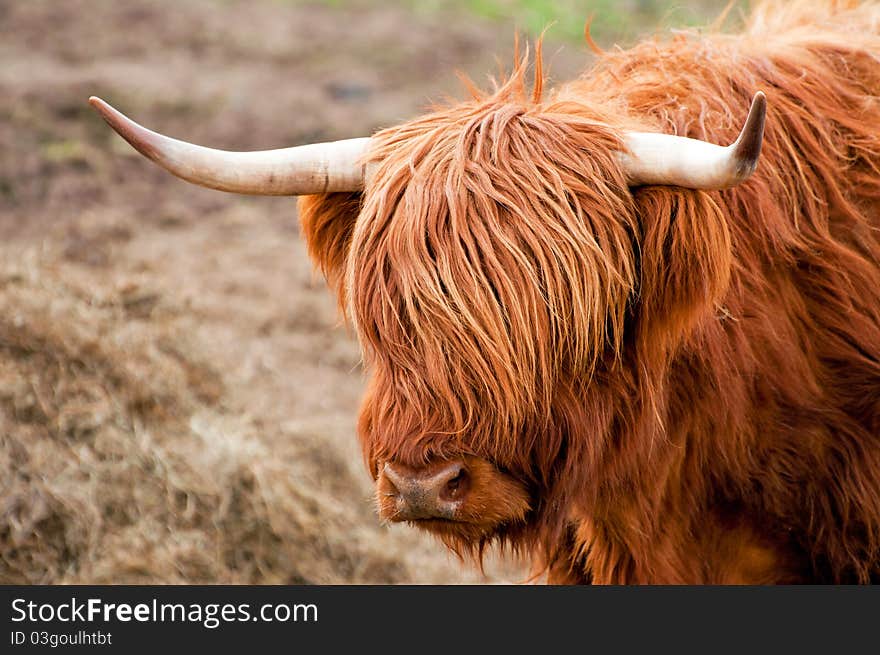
[{"xmin": 298, "ymin": 1, "xmax": 880, "ymax": 583}]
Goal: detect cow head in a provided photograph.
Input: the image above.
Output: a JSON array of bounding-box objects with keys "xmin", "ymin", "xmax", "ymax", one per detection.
[{"xmin": 89, "ymin": 58, "xmax": 764, "ymax": 559}]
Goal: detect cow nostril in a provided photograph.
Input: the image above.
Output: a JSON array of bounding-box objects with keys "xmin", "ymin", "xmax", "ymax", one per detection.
[{"xmin": 440, "ymin": 467, "xmax": 469, "ymax": 502}]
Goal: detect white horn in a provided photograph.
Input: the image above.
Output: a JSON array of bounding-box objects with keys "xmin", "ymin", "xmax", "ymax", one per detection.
[
  {"xmin": 89, "ymin": 97, "xmax": 370, "ymax": 195},
  {"xmin": 620, "ymin": 92, "xmax": 766, "ymax": 190}
]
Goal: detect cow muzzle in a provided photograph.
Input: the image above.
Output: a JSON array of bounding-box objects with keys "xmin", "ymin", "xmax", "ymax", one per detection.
[
  {"xmin": 379, "ymin": 460, "xmax": 470, "ymax": 521},
  {"xmin": 379, "ymin": 462, "xmax": 470, "ymax": 521},
  {"xmin": 375, "ymin": 455, "xmax": 532, "ymax": 542}
]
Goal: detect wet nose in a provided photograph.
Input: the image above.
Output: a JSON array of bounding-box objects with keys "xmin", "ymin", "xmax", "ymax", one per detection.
[{"xmin": 381, "ymin": 460, "xmax": 470, "ymax": 521}]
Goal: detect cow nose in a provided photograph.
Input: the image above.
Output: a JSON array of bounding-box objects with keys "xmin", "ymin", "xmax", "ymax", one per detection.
[{"xmin": 381, "ymin": 460, "xmax": 470, "ymax": 521}]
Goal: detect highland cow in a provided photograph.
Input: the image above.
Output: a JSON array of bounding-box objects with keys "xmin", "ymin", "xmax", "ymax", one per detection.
[{"xmin": 90, "ymin": 0, "xmax": 880, "ymax": 583}]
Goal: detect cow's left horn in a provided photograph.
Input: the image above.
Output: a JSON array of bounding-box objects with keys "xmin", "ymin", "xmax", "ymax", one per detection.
[
  {"xmin": 620, "ymin": 92, "xmax": 766, "ymax": 190},
  {"xmin": 88, "ymin": 97, "xmax": 370, "ymax": 195}
]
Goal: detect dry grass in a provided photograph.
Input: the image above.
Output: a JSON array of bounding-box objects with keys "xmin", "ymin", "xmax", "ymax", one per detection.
[{"xmin": 0, "ymin": 251, "xmax": 449, "ymax": 583}]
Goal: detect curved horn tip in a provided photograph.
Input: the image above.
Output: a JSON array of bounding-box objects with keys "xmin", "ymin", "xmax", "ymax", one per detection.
[
  {"xmin": 87, "ymin": 96, "xmax": 125, "ymax": 132},
  {"xmin": 88, "ymin": 96, "xmax": 111, "ymax": 116},
  {"xmin": 620, "ymin": 90, "xmax": 767, "ymax": 190},
  {"xmin": 86, "ymin": 95, "xmax": 164, "ymax": 164},
  {"xmin": 731, "ymin": 91, "xmax": 767, "ymax": 176}
]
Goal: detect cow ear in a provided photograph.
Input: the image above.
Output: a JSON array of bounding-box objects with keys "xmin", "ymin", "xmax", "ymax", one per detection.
[
  {"xmin": 298, "ymin": 191, "xmax": 362, "ymax": 306},
  {"xmin": 632, "ymin": 187, "xmax": 733, "ymax": 350}
]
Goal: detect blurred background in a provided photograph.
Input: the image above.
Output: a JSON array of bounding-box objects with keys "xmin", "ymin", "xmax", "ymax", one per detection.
[{"xmin": 1, "ymin": 0, "xmax": 740, "ymax": 584}]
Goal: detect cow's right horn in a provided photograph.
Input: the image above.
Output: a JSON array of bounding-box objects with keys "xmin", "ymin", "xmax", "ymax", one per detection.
[{"xmin": 89, "ymin": 97, "xmax": 370, "ymax": 195}]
